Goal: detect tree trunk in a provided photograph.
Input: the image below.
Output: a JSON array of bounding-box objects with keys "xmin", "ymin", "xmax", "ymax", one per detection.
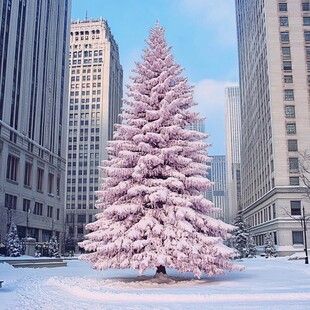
[{"xmin": 156, "ymin": 265, "xmax": 167, "ymax": 274}]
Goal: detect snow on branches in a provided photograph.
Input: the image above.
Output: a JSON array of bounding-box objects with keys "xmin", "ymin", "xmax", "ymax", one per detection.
[{"xmin": 79, "ymin": 23, "xmax": 241, "ymax": 278}]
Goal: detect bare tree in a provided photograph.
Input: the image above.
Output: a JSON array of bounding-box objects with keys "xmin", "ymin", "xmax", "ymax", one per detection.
[{"xmin": 299, "ymin": 150, "xmax": 310, "ymax": 200}]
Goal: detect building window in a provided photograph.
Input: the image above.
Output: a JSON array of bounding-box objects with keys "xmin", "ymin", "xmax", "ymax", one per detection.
[
  {"xmin": 284, "ymin": 75, "xmax": 293, "ymax": 83},
  {"xmin": 37, "ymin": 168, "xmax": 44, "ymax": 192},
  {"xmin": 306, "ymin": 46, "xmax": 310, "ymax": 58},
  {"xmin": 48, "ymin": 173, "xmax": 54, "ymax": 195},
  {"xmin": 292, "ymin": 231, "xmax": 303, "ymax": 244},
  {"xmin": 286, "ymin": 123, "xmax": 296, "ymax": 134},
  {"xmin": 284, "ymin": 89, "xmax": 294, "ymax": 100},
  {"xmin": 34, "ymin": 202, "xmax": 43, "ymax": 216},
  {"xmin": 47, "ymin": 205, "xmax": 53, "ymax": 218},
  {"xmin": 279, "ymin": 3, "xmax": 288, "ymax": 11},
  {"xmin": 56, "ymin": 176, "xmax": 60, "ymax": 197},
  {"xmin": 77, "ymin": 214, "xmax": 86, "ymax": 223},
  {"xmin": 305, "ymin": 31, "xmax": 310, "ymax": 42},
  {"xmin": 285, "ymin": 105, "xmax": 295, "ymax": 118},
  {"xmin": 289, "ymin": 157, "xmax": 299, "ymax": 172},
  {"xmin": 282, "ymin": 46, "xmax": 291, "ymax": 57},
  {"xmin": 24, "ymin": 162, "xmax": 32, "ymax": 187},
  {"xmin": 283, "ymin": 61, "xmax": 292, "ymax": 71},
  {"xmin": 280, "ymin": 31, "xmax": 290, "ymax": 42},
  {"xmin": 289, "ymin": 176, "xmax": 299, "ymax": 186},
  {"xmin": 57, "ymin": 209, "xmax": 60, "ymax": 220},
  {"xmin": 302, "ymin": 2, "xmax": 310, "ymax": 11},
  {"xmin": 5, "ymin": 194, "xmax": 17, "ymax": 210},
  {"xmin": 23, "ymin": 199, "xmax": 31, "ymax": 212},
  {"xmin": 304, "ymin": 16, "xmax": 310, "ymax": 26},
  {"xmin": 288, "ymin": 139, "xmax": 298, "ymax": 151},
  {"xmin": 77, "ymin": 227, "xmax": 84, "ymax": 234},
  {"xmin": 291, "ymin": 201, "xmax": 301, "ymax": 216},
  {"xmin": 6, "ymin": 155, "xmax": 19, "ymax": 182},
  {"xmin": 280, "ymin": 16, "xmax": 289, "ymax": 26},
  {"xmin": 307, "ymin": 61, "xmax": 310, "ymax": 72}
]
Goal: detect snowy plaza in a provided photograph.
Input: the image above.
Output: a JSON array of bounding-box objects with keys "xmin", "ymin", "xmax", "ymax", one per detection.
[{"xmin": 1, "ymin": 255, "xmax": 310, "ymax": 309}]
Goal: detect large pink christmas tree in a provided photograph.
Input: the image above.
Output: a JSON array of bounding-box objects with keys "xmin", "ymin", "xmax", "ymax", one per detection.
[{"xmin": 79, "ymin": 23, "xmax": 238, "ymax": 278}]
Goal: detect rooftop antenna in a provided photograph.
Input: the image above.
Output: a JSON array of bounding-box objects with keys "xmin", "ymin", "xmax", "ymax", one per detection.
[{"xmin": 85, "ymin": 11, "xmax": 88, "ymax": 21}]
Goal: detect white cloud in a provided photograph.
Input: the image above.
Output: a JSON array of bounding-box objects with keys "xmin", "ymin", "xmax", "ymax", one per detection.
[{"xmin": 193, "ymin": 79, "xmax": 238, "ymax": 118}]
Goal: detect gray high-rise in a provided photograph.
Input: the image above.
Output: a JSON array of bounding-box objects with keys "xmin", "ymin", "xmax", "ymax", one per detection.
[
  {"xmin": 236, "ymin": 0, "xmax": 310, "ymax": 255},
  {"xmin": 0, "ymin": 0, "xmax": 71, "ymax": 243}
]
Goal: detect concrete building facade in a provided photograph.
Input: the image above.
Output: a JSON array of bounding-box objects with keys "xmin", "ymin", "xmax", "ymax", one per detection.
[
  {"xmin": 236, "ymin": 0, "xmax": 310, "ymax": 255},
  {"xmin": 0, "ymin": 0, "xmax": 71, "ymax": 244},
  {"xmin": 65, "ymin": 19, "xmax": 123, "ymax": 244},
  {"xmin": 225, "ymin": 86, "xmax": 241, "ymax": 224},
  {"xmin": 206, "ymin": 155, "xmax": 227, "ymax": 220}
]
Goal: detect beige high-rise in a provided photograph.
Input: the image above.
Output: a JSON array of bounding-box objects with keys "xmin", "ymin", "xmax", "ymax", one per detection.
[
  {"xmin": 65, "ymin": 19, "xmax": 123, "ymax": 245},
  {"xmin": 236, "ymin": 0, "xmax": 310, "ymax": 255}
]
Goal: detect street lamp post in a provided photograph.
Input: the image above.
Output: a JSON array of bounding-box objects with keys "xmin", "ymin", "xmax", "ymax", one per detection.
[{"xmin": 302, "ymin": 207, "xmax": 309, "ymax": 264}]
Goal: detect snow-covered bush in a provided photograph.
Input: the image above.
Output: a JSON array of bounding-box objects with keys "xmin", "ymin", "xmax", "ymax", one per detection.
[
  {"xmin": 5, "ymin": 222, "xmax": 22, "ymax": 257},
  {"xmin": 48, "ymin": 235, "xmax": 59, "ymax": 257},
  {"xmin": 264, "ymin": 233, "xmax": 277, "ymax": 258}
]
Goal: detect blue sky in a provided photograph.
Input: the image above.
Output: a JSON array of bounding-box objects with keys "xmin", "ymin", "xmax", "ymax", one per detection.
[{"xmin": 72, "ymin": 0, "xmax": 239, "ymax": 155}]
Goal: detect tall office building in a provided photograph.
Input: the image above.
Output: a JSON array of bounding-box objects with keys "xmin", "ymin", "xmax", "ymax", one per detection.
[
  {"xmin": 236, "ymin": 1, "xmax": 310, "ymax": 255},
  {"xmin": 225, "ymin": 86, "xmax": 241, "ymax": 224},
  {"xmin": 0, "ymin": 0, "xmax": 71, "ymax": 243},
  {"xmin": 65, "ymin": 19, "xmax": 123, "ymax": 243},
  {"xmin": 206, "ymin": 155, "xmax": 227, "ymax": 220}
]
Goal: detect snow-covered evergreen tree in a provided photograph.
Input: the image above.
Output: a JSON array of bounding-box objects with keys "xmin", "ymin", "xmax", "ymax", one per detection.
[
  {"xmin": 232, "ymin": 211, "xmax": 249, "ymax": 258},
  {"xmin": 246, "ymin": 234, "xmax": 256, "ymax": 258},
  {"xmin": 5, "ymin": 222, "xmax": 22, "ymax": 257},
  {"xmin": 79, "ymin": 23, "xmax": 240, "ymax": 278},
  {"xmin": 48, "ymin": 235, "xmax": 59, "ymax": 257},
  {"xmin": 264, "ymin": 233, "xmax": 277, "ymax": 258}
]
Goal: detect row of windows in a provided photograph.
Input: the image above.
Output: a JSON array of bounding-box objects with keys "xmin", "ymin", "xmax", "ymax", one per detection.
[
  {"xmin": 69, "ymin": 112, "xmax": 100, "ymax": 119},
  {"xmin": 279, "ymin": 2, "xmax": 310, "ymax": 12},
  {"xmin": 67, "ymin": 144, "xmax": 100, "ymax": 151},
  {"xmin": 68, "ymin": 128, "xmax": 100, "ymax": 135},
  {"xmin": 70, "ymin": 91, "xmax": 101, "ymax": 97},
  {"xmin": 67, "ymin": 169, "xmax": 99, "ymax": 176},
  {"xmin": 69, "ymin": 101, "xmax": 101, "ymax": 109},
  {"xmin": 67, "ymin": 160, "xmax": 99, "ymax": 167},
  {"xmin": 67, "ymin": 177, "xmax": 99, "ymax": 183},
  {"xmin": 71, "ymin": 82, "xmax": 101, "ymax": 88},
  {"xmin": 247, "ymin": 203, "xmax": 276, "ymax": 227},
  {"xmin": 71, "ymin": 30, "xmax": 100, "ymax": 36},
  {"xmin": 279, "ymin": 16, "xmax": 310, "ymax": 27},
  {"xmin": 68, "ymin": 119, "xmax": 101, "ymax": 127},
  {"xmin": 68, "ymin": 136, "xmax": 100, "ymax": 143},
  {"xmin": 71, "ymin": 75, "xmax": 101, "ymax": 81},
  {"xmin": 6, "ymin": 155, "xmax": 61, "ymax": 196},
  {"xmin": 66, "ymin": 194, "xmax": 97, "ymax": 201},
  {"xmin": 254, "ymin": 232, "xmax": 277, "ymax": 246},
  {"xmin": 5, "ymin": 194, "xmax": 60, "ymax": 219},
  {"xmin": 71, "ymin": 49, "xmax": 103, "ymax": 57},
  {"xmin": 66, "ymin": 205, "xmax": 94, "ymax": 212},
  {"xmin": 281, "ymin": 31, "xmax": 310, "ymax": 43},
  {"xmin": 71, "ymin": 68, "xmax": 101, "ymax": 75},
  {"xmin": 70, "ymin": 58, "xmax": 103, "ymax": 65},
  {"xmin": 67, "ymin": 186, "xmax": 98, "ymax": 192}
]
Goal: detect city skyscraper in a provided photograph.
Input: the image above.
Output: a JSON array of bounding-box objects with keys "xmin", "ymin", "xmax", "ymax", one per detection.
[
  {"xmin": 206, "ymin": 155, "xmax": 227, "ymax": 220},
  {"xmin": 236, "ymin": 1, "xmax": 310, "ymax": 254},
  {"xmin": 0, "ymin": 0, "xmax": 71, "ymax": 243},
  {"xmin": 65, "ymin": 18, "xmax": 123, "ymax": 244},
  {"xmin": 225, "ymin": 86, "xmax": 241, "ymax": 224}
]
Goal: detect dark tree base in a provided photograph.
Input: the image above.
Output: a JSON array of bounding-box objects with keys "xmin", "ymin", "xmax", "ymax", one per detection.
[{"xmin": 156, "ymin": 265, "xmax": 167, "ymax": 275}]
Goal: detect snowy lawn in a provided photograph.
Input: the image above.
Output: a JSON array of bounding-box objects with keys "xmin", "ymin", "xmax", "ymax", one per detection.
[{"xmin": 1, "ymin": 256, "xmax": 310, "ymax": 309}]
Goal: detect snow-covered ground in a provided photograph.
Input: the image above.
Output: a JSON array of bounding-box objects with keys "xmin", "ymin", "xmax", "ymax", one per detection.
[{"xmin": 1, "ymin": 255, "xmax": 310, "ymax": 309}]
